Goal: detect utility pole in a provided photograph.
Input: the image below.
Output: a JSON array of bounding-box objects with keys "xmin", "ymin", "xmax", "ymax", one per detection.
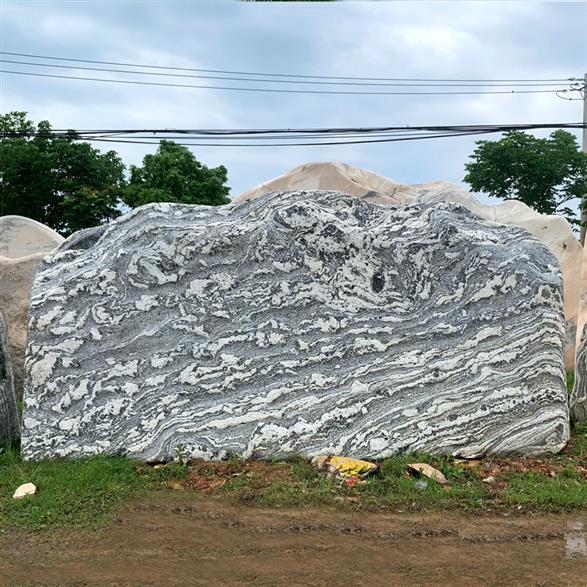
[{"xmin": 581, "ymin": 73, "xmax": 587, "ymax": 246}]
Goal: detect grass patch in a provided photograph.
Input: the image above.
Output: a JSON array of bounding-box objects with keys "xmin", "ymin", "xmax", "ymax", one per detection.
[
  {"xmin": 208, "ymin": 425, "xmax": 587, "ymax": 514},
  {"xmin": 1, "ymin": 423, "xmax": 586, "ymax": 532},
  {"xmin": 567, "ymin": 370, "xmax": 575, "ymax": 394},
  {"xmin": 0, "ymin": 441, "xmax": 187, "ymax": 531}
]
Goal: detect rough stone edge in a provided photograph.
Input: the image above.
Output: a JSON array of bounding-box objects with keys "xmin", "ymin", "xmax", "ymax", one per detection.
[
  {"xmin": 571, "ymin": 324, "xmax": 587, "ymax": 422},
  {"xmin": 0, "ymin": 309, "xmax": 20, "ymax": 445},
  {"xmin": 24, "ymin": 193, "xmax": 571, "ymax": 458}
]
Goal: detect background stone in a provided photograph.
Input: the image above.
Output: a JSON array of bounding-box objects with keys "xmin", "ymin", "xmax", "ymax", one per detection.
[
  {"xmin": 0, "ymin": 216, "xmax": 64, "ymax": 259},
  {"xmin": 0, "ymin": 311, "xmax": 20, "ymax": 445},
  {"xmin": 0, "ymin": 215, "xmax": 64, "ymax": 397}
]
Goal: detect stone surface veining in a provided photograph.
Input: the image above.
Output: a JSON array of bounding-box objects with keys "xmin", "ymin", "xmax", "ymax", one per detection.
[
  {"xmin": 238, "ymin": 162, "xmax": 582, "ymax": 371},
  {"xmin": 21, "ymin": 191, "xmax": 569, "ymax": 460},
  {"xmin": 571, "ymin": 325, "xmax": 587, "ymax": 422},
  {"xmin": 0, "ymin": 312, "xmax": 20, "ymax": 444}
]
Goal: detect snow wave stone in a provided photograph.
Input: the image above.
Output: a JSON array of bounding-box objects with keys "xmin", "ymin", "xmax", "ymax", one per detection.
[
  {"xmin": 21, "ymin": 191, "xmax": 569, "ymax": 460},
  {"xmin": 571, "ymin": 325, "xmax": 587, "ymax": 422},
  {"xmin": 0, "ymin": 312, "xmax": 20, "ymax": 445}
]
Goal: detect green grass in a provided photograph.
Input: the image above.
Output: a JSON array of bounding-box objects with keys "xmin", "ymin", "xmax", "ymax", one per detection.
[
  {"xmin": 240, "ymin": 459, "xmax": 344, "ymax": 508},
  {"xmin": 501, "ymin": 469, "xmax": 587, "ymax": 509},
  {"xmin": 224, "ymin": 448, "xmax": 587, "ymax": 514},
  {"xmin": 1, "ymin": 423, "xmax": 586, "ymax": 532},
  {"xmin": 0, "ymin": 440, "xmax": 187, "ymax": 531},
  {"xmin": 567, "ymin": 370, "xmax": 575, "ymax": 394}
]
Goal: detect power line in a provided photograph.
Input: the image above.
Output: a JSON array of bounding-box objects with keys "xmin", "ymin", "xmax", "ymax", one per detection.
[
  {"xmin": 8, "ymin": 123, "xmax": 585, "ymax": 137},
  {"xmin": 82, "ymin": 132, "xmax": 502, "ymax": 147},
  {"xmin": 60, "ymin": 128, "xmax": 584, "ymax": 147},
  {"xmin": 0, "ymin": 51, "xmax": 578, "ymax": 83},
  {"xmin": 56, "ymin": 131, "xmax": 468, "ymax": 141},
  {"xmin": 28, "ymin": 122, "xmax": 587, "ymax": 136},
  {"xmin": 4, "ymin": 123, "xmax": 584, "ymax": 147},
  {"xmin": 57, "ymin": 129, "xmax": 515, "ymax": 147},
  {"xmin": 0, "ymin": 59, "xmax": 574, "ymax": 88},
  {"xmin": 0, "ymin": 69, "xmax": 570, "ymax": 96}
]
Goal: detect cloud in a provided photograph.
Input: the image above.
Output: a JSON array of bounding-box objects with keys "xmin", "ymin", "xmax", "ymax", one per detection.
[
  {"xmin": 392, "ymin": 26, "xmax": 474, "ymax": 59},
  {"xmin": 1, "ymin": 0, "xmax": 584, "ymax": 197},
  {"xmin": 38, "ymin": 14, "xmax": 98, "ymax": 41}
]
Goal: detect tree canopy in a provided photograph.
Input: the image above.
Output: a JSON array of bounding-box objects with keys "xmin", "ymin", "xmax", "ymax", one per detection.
[
  {"xmin": 0, "ymin": 112, "xmax": 231, "ymax": 236},
  {"xmin": 122, "ymin": 140, "xmax": 230, "ymax": 208},
  {"xmin": 0, "ymin": 112, "xmax": 125, "ymax": 236},
  {"xmin": 463, "ymin": 130, "xmax": 587, "ymax": 228}
]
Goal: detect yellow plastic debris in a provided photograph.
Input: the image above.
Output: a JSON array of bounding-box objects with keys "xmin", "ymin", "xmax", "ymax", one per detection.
[{"xmin": 312, "ymin": 455, "xmax": 377, "ymax": 479}]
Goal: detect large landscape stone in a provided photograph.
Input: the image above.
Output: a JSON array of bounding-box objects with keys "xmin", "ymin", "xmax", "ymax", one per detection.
[
  {"xmin": 21, "ymin": 191, "xmax": 569, "ymax": 461},
  {"xmin": 0, "ymin": 216, "xmax": 64, "ymax": 397},
  {"xmin": 0, "ymin": 312, "xmax": 20, "ymax": 445},
  {"xmin": 238, "ymin": 162, "xmax": 582, "ymax": 368}
]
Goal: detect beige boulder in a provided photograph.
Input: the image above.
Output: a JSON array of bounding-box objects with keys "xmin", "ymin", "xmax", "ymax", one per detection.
[
  {"xmin": 0, "ymin": 215, "xmax": 64, "ymax": 259},
  {"xmin": 0, "ymin": 216, "xmax": 64, "ymax": 396},
  {"xmin": 237, "ymin": 161, "xmax": 418, "ymax": 205},
  {"xmin": 237, "ymin": 162, "xmax": 582, "ymax": 369}
]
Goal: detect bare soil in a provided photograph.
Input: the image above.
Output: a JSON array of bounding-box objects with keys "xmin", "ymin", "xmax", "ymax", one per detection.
[
  {"xmin": 186, "ymin": 459, "xmax": 292, "ymax": 492},
  {"xmin": 1, "ymin": 495, "xmax": 586, "ymax": 587}
]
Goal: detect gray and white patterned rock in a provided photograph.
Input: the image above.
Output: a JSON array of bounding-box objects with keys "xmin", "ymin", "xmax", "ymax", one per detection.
[
  {"xmin": 0, "ymin": 312, "xmax": 20, "ymax": 445},
  {"xmin": 21, "ymin": 191, "xmax": 569, "ymax": 461},
  {"xmin": 238, "ymin": 162, "xmax": 582, "ymax": 370},
  {"xmin": 571, "ymin": 325, "xmax": 587, "ymax": 422}
]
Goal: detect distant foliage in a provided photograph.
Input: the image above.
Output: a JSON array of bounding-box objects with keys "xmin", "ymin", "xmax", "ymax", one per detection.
[
  {"xmin": 464, "ymin": 130, "xmax": 587, "ymax": 228},
  {"xmin": 122, "ymin": 140, "xmax": 231, "ymax": 208},
  {"xmin": 0, "ymin": 112, "xmax": 231, "ymax": 236},
  {"xmin": 0, "ymin": 112, "xmax": 125, "ymax": 236}
]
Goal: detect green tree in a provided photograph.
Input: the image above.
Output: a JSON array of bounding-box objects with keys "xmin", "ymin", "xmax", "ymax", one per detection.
[
  {"xmin": 464, "ymin": 130, "xmax": 587, "ymax": 227},
  {"xmin": 122, "ymin": 140, "xmax": 230, "ymax": 208},
  {"xmin": 0, "ymin": 112, "xmax": 126, "ymax": 236}
]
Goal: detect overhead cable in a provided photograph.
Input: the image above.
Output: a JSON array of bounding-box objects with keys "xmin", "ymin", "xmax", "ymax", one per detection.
[
  {"xmin": 0, "ymin": 59, "xmax": 576, "ymax": 88},
  {"xmin": 3, "ymin": 123, "xmax": 584, "ymax": 147},
  {"xmin": 0, "ymin": 69, "xmax": 571, "ymax": 96},
  {"xmin": 0, "ymin": 50, "xmax": 578, "ymax": 83}
]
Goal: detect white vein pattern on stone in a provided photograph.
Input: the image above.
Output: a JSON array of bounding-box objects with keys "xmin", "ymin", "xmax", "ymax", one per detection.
[
  {"xmin": 0, "ymin": 312, "xmax": 20, "ymax": 444},
  {"xmin": 21, "ymin": 191, "xmax": 569, "ymax": 461},
  {"xmin": 237, "ymin": 162, "xmax": 582, "ymax": 371},
  {"xmin": 571, "ymin": 325, "xmax": 587, "ymax": 422}
]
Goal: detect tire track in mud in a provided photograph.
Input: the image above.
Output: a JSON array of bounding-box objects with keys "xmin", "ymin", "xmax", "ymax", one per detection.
[{"xmin": 1, "ymin": 499, "xmax": 586, "ymax": 587}]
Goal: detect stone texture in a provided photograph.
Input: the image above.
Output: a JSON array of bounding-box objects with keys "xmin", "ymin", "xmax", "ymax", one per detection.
[
  {"xmin": 575, "ymin": 241, "xmax": 587, "ymax": 358},
  {"xmin": 0, "ymin": 311, "xmax": 20, "ymax": 445},
  {"xmin": 22, "ymin": 191, "xmax": 569, "ymax": 461},
  {"xmin": 0, "ymin": 216, "xmax": 64, "ymax": 396},
  {"xmin": 571, "ymin": 320, "xmax": 587, "ymax": 422},
  {"xmin": 238, "ymin": 162, "xmax": 582, "ymax": 368},
  {"xmin": 572, "ymin": 240, "xmax": 587, "ymax": 422},
  {"xmin": 0, "ymin": 215, "xmax": 64, "ymax": 259}
]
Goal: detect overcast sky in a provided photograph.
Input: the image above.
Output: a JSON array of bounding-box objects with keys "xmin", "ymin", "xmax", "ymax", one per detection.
[{"xmin": 1, "ymin": 0, "xmax": 585, "ymax": 199}]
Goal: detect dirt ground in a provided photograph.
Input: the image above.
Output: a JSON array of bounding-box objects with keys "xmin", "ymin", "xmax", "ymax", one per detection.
[{"xmin": 1, "ymin": 495, "xmax": 586, "ymax": 587}]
